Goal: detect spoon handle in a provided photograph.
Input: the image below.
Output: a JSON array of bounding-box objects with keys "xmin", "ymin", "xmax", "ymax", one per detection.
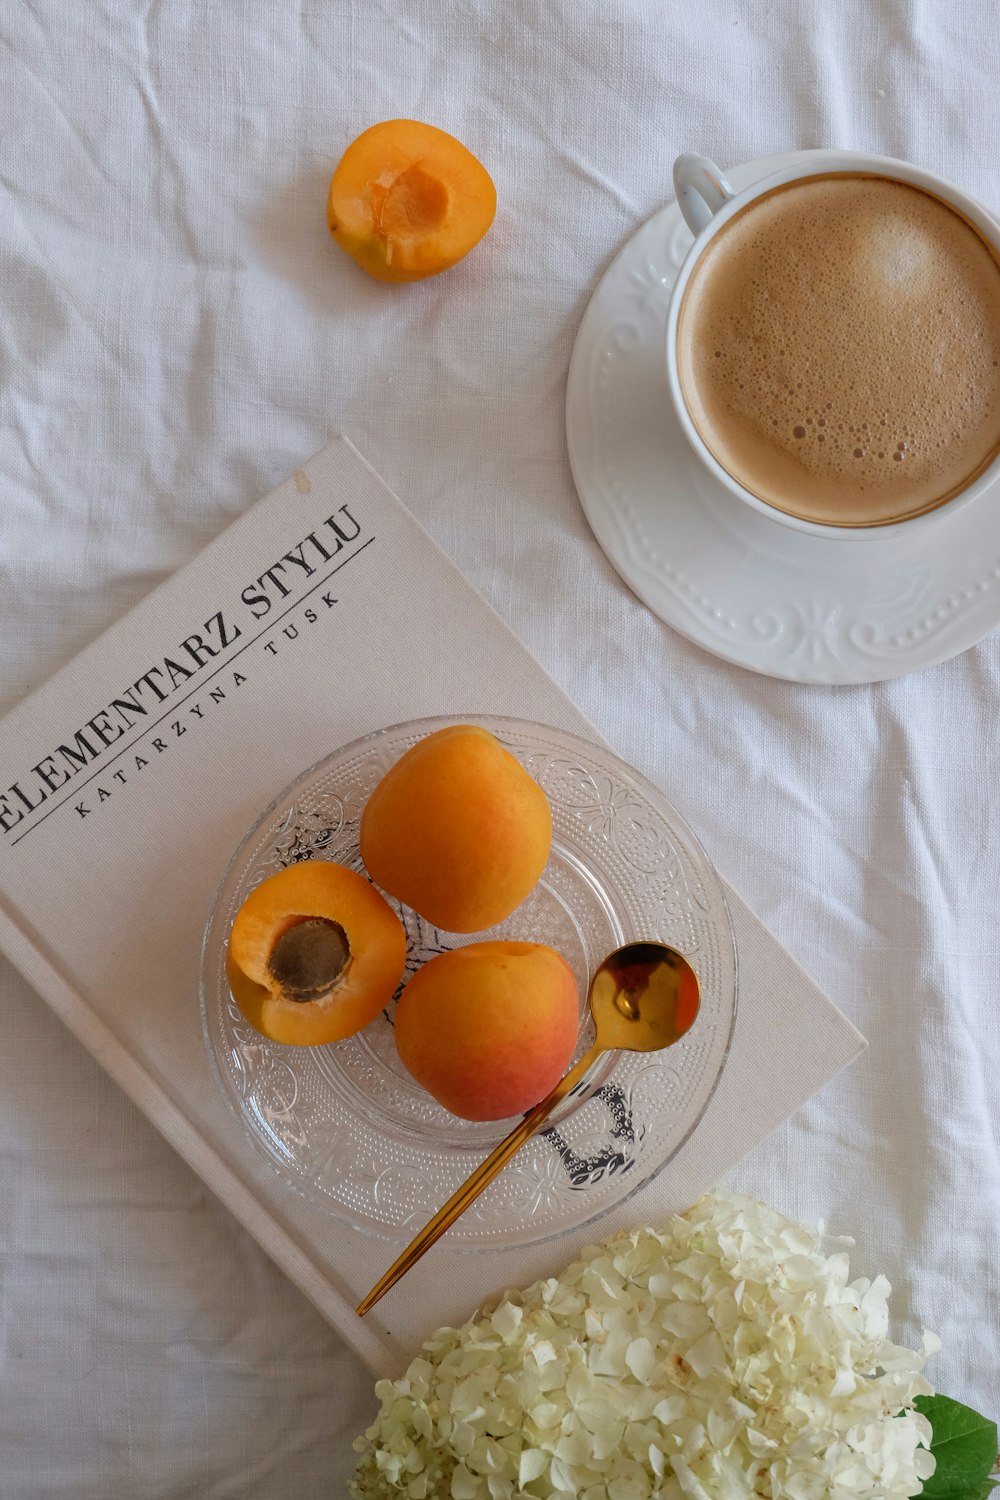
[{"xmin": 356, "ymin": 1043, "xmax": 604, "ymax": 1316}]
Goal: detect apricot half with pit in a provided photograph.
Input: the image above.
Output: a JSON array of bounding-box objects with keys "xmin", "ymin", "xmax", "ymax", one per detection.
[
  {"xmin": 359, "ymin": 724, "xmax": 552, "ymax": 933},
  {"xmin": 393, "ymin": 941, "xmax": 579, "ymax": 1121},
  {"xmin": 326, "ymin": 119, "xmax": 496, "ymax": 283},
  {"xmin": 226, "ymin": 861, "xmax": 406, "ymax": 1046}
]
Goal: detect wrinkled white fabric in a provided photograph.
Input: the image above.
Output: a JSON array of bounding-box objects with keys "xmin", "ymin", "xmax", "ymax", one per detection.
[{"xmin": 0, "ymin": 1, "xmax": 998, "ymax": 1495}]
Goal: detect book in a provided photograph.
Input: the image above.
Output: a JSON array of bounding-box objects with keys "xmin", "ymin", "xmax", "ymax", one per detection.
[{"xmin": 0, "ymin": 437, "xmax": 864, "ymax": 1374}]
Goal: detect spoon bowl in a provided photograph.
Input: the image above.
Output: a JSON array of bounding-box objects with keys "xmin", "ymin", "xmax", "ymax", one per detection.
[
  {"xmin": 357, "ymin": 940, "xmax": 700, "ymax": 1314},
  {"xmin": 588, "ymin": 940, "xmax": 702, "ymax": 1054}
]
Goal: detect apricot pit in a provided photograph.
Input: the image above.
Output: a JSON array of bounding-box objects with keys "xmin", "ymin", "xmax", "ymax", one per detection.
[
  {"xmin": 227, "ymin": 861, "xmax": 406, "ymax": 1046},
  {"xmin": 267, "ymin": 917, "xmax": 349, "ymax": 999}
]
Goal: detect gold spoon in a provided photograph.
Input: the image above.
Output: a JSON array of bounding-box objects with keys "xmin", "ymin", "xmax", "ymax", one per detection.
[{"xmin": 356, "ymin": 940, "xmax": 700, "ymax": 1316}]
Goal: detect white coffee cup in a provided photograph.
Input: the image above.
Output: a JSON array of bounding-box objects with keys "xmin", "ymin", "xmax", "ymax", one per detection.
[{"xmin": 666, "ymin": 151, "xmax": 1000, "ymax": 539}]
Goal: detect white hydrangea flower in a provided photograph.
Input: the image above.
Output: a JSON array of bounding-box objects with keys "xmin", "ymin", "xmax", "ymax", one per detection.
[{"xmin": 351, "ymin": 1191, "xmax": 939, "ymax": 1500}]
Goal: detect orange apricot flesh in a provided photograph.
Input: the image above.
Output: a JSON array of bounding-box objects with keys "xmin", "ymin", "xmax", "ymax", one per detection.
[
  {"xmin": 227, "ymin": 861, "xmax": 406, "ymax": 1046},
  {"xmin": 326, "ymin": 119, "xmax": 496, "ymax": 283},
  {"xmin": 393, "ymin": 941, "xmax": 580, "ymax": 1121},
  {"xmin": 359, "ymin": 724, "xmax": 552, "ymax": 933}
]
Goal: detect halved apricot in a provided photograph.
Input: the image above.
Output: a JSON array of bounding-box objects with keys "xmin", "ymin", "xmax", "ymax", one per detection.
[
  {"xmin": 226, "ymin": 861, "xmax": 406, "ymax": 1046},
  {"xmin": 326, "ymin": 119, "xmax": 496, "ymax": 283}
]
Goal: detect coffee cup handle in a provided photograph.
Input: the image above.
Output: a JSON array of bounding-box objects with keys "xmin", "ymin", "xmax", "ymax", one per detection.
[{"xmin": 673, "ymin": 153, "xmax": 734, "ymax": 235}]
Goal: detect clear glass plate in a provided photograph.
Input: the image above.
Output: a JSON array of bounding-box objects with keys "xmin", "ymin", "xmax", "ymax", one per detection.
[{"xmin": 200, "ymin": 715, "xmax": 737, "ymax": 1247}]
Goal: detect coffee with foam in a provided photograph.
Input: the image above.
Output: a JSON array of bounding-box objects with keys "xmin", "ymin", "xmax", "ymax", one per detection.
[{"xmin": 677, "ymin": 174, "xmax": 1000, "ymax": 526}]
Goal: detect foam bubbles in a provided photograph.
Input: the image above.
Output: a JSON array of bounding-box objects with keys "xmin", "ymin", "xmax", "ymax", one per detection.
[
  {"xmin": 678, "ymin": 174, "xmax": 1000, "ymax": 523},
  {"xmin": 865, "ymin": 222, "xmax": 934, "ymax": 287}
]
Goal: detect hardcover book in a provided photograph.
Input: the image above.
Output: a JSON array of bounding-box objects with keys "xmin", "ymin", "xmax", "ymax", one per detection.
[{"xmin": 0, "ymin": 438, "xmax": 864, "ymax": 1374}]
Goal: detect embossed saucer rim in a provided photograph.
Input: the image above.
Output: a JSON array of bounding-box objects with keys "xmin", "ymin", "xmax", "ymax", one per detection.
[
  {"xmin": 199, "ymin": 714, "xmax": 738, "ymax": 1248},
  {"xmin": 566, "ymin": 149, "xmax": 1000, "ymax": 685}
]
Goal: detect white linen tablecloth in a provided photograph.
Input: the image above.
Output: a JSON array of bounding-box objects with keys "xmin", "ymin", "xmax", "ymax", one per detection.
[{"xmin": 1, "ymin": 2, "xmax": 997, "ymax": 1494}]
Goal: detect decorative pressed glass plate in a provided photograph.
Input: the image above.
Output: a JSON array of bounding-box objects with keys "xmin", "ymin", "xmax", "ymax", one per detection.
[{"xmin": 200, "ymin": 715, "xmax": 737, "ymax": 1247}]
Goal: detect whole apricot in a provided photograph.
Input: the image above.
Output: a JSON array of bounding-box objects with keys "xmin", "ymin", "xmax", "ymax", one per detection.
[
  {"xmin": 359, "ymin": 724, "xmax": 552, "ymax": 933},
  {"xmin": 326, "ymin": 119, "xmax": 496, "ymax": 283},
  {"xmin": 227, "ymin": 860, "xmax": 406, "ymax": 1046},
  {"xmin": 393, "ymin": 941, "xmax": 579, "ymax": 1121}
]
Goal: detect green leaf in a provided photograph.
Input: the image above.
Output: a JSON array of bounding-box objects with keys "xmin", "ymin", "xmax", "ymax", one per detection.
[{"xmin": 914, "ymin": 1394, "xmax": 998, "ymax": 1500}]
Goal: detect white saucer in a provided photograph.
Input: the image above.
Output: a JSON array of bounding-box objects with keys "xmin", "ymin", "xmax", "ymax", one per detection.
[{"xmin": 566, "ymin": 149, "xmax": 1000, "ymax": 684}]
